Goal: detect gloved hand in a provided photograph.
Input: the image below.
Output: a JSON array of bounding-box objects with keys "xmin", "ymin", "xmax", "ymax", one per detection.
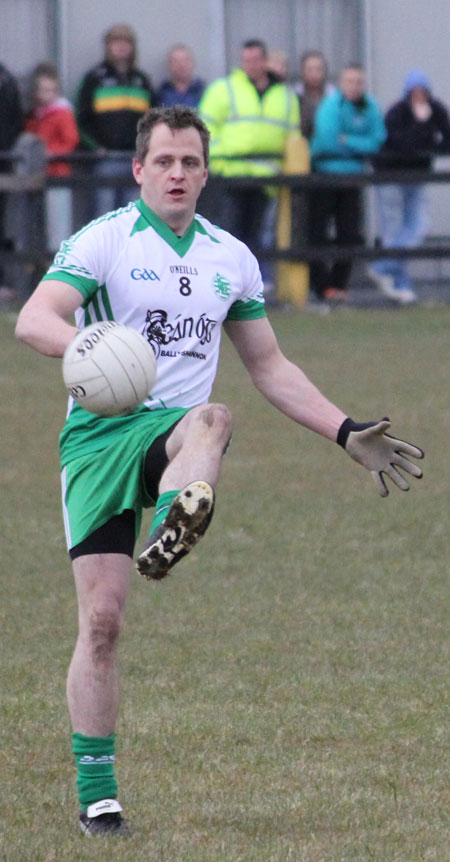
[{"xmin": 337, "ymin": 417, "xmax": 424, "ymax": 497}]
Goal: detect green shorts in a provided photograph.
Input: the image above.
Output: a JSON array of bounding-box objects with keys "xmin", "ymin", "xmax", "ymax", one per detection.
[{"xmin": 61, "ymin": 407, "xmax": 189, "ymax": 550}]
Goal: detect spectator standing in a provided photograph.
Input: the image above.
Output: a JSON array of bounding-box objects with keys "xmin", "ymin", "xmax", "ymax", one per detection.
[
  {"xmin": 309, "ymin": 63, "xmax": 386, "ymax": 303},
  {"xmin": 199, "ymin": 39, "xmax": 300, "ymax": 303},
  {"xmin": 77, "ymin": 23, "xmax": 155, "ymax": 215},
  {"xmin": 25, "ymin": 63, "xmax": 79, "ymax": 250},
  {"xmin": 369, "ymin": 70, "xmax": 450, "ymax": 304},
  {"xmin": 266, "ymin": 49, "xmax": 289, "ymax": 82},
  {"xmin": 156, "ymin": 44, "xmax": 205, "ymax": 109},
  {"xmin": 295, "ymin": 50, "xmax": 335, "ymax": 141},
  {"xmin": 0, "ymin": 62, "xmax": 22, "ymax": 299}
]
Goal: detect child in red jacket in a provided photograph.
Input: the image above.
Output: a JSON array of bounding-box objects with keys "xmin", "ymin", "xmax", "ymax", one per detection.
[{"xmin": 25, "ymin": 63, "xmax": 79, "ymax": 248}]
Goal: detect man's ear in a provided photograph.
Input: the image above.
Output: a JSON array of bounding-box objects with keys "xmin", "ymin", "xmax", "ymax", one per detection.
[{"xmin": 132, "ymin": 158, "xmax": 143, "ymax": 185}]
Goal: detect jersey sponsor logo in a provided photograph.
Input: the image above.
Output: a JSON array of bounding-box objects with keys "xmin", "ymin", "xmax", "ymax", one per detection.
[
  {"xmin": 212, "ymin": 272, "xmax": 232, "ymax": 301},
  {"xmin": 131, "ymin": 268, "xmax": 160, "ymax": 281},
  {"xmin": 161, "ymin": 349, "xmax": 206, "ymax": 360},
  {"xmin": 170, "ymin": 265, "xmax": 199, "ymax": 276},
  {"xmin": 142, "ymin": 308, "xmax": 217, "ymax": 357}
]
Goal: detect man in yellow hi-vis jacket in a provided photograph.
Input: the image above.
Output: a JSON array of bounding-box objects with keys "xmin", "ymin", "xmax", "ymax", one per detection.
[{"xmin": 199, "ymin": 40, "xmax": 300, "ymax": 302}]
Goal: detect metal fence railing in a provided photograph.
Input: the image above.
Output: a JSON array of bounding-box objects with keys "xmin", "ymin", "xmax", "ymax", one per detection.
[{"xmin": 2, "ymin": 137, "xmax": 450, "ymax": 299}]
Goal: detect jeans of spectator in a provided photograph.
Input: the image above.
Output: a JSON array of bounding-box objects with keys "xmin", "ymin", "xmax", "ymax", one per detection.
[
  {"xmin": 259, "ymin": 196, "xmax": 278, "ymax": 302},
  {"xmin": 371, "ymin": 184, "xmax": 430, "ymax": 291},
  {"xmin": 308, "ymin": 186, "xmax": 362, "ymax": 298},
  {"xmin": 94, "ymin": 156, "xmax": 138, "ymax": 218},
  {"xmin": 214, "ymin": 185, "xmax": 275, "ymax": 299},
  {"xmin": 215, "ymin": 184, "xmax": 268, "ymax": 243},
  {"xmin": 46, "ymin": 188, "xmax": 74, "ymax": 252},
  {"xmin": 0, "ymin": 192, "xmax": 6, "ymax": 282}
]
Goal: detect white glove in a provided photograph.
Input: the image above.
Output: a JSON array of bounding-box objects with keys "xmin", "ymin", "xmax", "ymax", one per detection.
[{"xmin": 337, "ymin": 417, "xmax": 424, "ymax": 497}]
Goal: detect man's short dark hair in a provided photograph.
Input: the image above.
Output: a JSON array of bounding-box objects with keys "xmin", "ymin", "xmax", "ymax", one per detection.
[
  {"xmin": 241, "ymin": 39, "xmax": 267, "ymax": 57},
  {"xmin": 342, "ymin": 62, "xmax": 364, "ymax": 73},
  {"xmin": 135, "ymin": 106, "xmax": 210, "ymax": 166},
  {"xmin": 300, "ymin": 50, "xmax": 328, "ymax": 75}
]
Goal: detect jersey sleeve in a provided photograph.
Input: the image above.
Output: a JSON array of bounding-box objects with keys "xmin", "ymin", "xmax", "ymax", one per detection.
[
  {"xmin": 226, "ymin": 245, "xmax": 266, "ymax": 321},
  {"xmin": 42, "ymin": 221, "xmax": 109, "ymax": 302}
]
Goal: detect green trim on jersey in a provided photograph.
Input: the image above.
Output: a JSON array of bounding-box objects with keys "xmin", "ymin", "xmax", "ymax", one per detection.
[
  {"xmin": 42, "ymin": 270, "xmax": 98, "ymax": 297},
  {"xmin": 194, "ymin": 218, "xmax": 221, "ymax": 244},
  {"xmin": 42, "ymin": 272, "xmax": 115, "ymax": 324},
  {"xmin": 133, "ymin": 200, "xmax": 221, "ymax": 257},
  {"xmin": 134, "ymin": 199, "xmax": 195, "ymax": 257},
  {"xmin": 226, "ymin": 297, "xmax": 267, "ymax": 320}
]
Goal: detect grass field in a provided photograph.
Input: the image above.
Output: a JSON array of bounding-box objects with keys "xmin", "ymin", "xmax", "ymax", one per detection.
[{"xmin": 1, "ymin": 304, "xmax": 449, "ymax": 861}]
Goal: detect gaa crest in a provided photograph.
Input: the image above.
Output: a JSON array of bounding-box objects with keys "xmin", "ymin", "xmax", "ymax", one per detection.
[{"xmin": 212, "ymin": 272, "xmax": 231, "ymax": 301}]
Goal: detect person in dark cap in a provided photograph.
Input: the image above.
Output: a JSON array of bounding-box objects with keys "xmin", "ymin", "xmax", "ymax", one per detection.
[
  {"xmin": 369, "ymin": 69, "xmax": 450, "ymax": 304},
  {"xmin": 77, "ymin": 23, "xmax": 155, "ymax": 215}
]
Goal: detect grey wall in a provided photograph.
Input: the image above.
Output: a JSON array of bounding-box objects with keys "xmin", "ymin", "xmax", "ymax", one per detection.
[
  {"xmin": 366, "ymin": 0, "xmax": 450, "ymax": 250},
  {"xmin": 59, "ymin": 0, "xmax": 226, "ymax": 100},
  {"xmin": 366, "ymin": 0, "xmax": 450, "ymax": 109}
]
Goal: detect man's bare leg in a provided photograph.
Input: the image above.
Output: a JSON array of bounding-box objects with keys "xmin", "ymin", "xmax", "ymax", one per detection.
[
  {"xmin": 68, "ymin": 552, "xmax": 132, "ymax": 834},
  {"xmin": 67, "ymin": 553, "xmax": 131, "ymax": 735},
  {"xmin": 136, "ymin": 403, "xmax": 232, "ymax": 580},
  {"xmin": 162, "ymin": 402, "xmax": 232, "ymax": 490}
]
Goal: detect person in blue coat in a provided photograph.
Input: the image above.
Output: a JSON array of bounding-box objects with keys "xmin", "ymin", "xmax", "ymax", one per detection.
[
  {"xmin": 309, "ymin": 64, "xmax": 386, "ymax": 302},
  {"xmin": 156, "ymin": 45, "xmax": 205, "ymax": 109}
]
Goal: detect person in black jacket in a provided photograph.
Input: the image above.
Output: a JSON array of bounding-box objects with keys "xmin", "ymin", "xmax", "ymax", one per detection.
[
  {"xmin": 0, "ymin": 62, "xmax": 22, "ymax": 296},
  {"xmin": 76, "ymin": 23, "xmax": 155, "ymax": 216},
  {"xmin": 369, "ymin": 69, "xmax": 450, "ymax": 304}
]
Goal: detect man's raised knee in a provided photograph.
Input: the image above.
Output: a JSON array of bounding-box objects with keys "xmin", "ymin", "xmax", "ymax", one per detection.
[{"xmin": 197, "ymin": 403, "xmax": 232, "ymax": 439}]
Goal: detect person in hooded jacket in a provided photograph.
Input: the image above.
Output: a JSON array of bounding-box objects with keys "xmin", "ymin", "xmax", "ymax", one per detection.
[{"xmin": 369, "ymin": 69, "xmax": 450, "ymax": 304}]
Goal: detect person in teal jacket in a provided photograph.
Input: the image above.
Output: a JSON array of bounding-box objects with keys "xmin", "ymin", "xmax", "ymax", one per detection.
[{"xmin": 309, "ymin": 64, "xmax": 386, "ymax": 302}]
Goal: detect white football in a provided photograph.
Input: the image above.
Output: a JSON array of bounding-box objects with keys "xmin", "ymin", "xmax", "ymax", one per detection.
[{"xmin": 62, "ymin": 321, "xmax": 157, "ymax": 417}]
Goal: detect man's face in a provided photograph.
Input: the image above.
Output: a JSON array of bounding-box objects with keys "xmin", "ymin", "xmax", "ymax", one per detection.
[
  {"xmin": 108, "ymin": 37, "xmax": 134, "ymax": 64},
  {"xmin": 132, "ymin": 123, "xmax": 207, "ymax": 234},
  {"xmin": 409, "ymin": 86, "xmax": 429, "ymax": 104},
  {"xmin": 340, "ymin": 68, "xmax": 366, "ymax": 102},
  {"xmin": 241, "ymin": 46, "xmax": 266, "ymax": 84},
  {"xmin": 35, "ymin": 76, "xmax": 59, "ymax": 107},
  {"xmin": 168, "ymin": 48, "xmax": 194, "ymax": 84},
  {"xmin": 302, "ymin": 56, "xmax": 326, "ymax": 89}
]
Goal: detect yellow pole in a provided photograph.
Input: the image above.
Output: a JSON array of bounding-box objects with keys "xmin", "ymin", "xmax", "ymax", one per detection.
[{"xmin": 276, "ymin": 133, "xmax": 310, "ymax": 306}]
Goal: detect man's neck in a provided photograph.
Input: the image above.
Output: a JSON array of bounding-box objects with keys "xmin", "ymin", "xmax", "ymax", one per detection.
[
  {"xmin": 249, "ymin": 73, "xmax": 269, "ymax": 93},
  {"xmin": 112, "ymin": 60, "xmax": 131, "ymax": 76},
  {"xmin": 172, "ymin": 78, "xmax": 190, "ymax": 93}
]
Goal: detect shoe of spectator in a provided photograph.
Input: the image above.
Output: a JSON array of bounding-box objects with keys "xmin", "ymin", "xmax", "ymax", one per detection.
[
  {"xmin": 367, "ymin": 269, "xmax": 398, "ymax": 299},
  {"xmin": 368, "ymin": 270, "xmax": 417, "ymax": 305},
  {"xmin": 394, "ymin": 286, "xmax": 417, "ymax": 305},
  {"xmin": 324, "ymin": 287, "xmax": 349, "ymax": 302}
]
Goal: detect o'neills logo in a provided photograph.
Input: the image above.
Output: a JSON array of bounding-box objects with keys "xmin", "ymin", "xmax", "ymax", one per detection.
[
  {"xmin": 142, "ymin": 308, "xmax": 216, "ymax": 357},
  {"xmin": 170, "ymin": 265, "xmax": 198, "ymax": 275}
]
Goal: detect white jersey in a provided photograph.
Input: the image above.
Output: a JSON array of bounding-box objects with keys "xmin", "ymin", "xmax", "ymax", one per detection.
[{"xmin": 44, "ymin": 199, "xmax": 266, "ymax": 463}]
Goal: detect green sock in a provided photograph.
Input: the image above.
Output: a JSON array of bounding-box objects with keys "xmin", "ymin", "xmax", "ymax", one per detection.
[
  {"xmin": 72, "ymin": 732, "xmax": 118, "ymax": 810},
  {"xmin": 150, "ymin": 490, "xmax": 180, "ymax": 535}
]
